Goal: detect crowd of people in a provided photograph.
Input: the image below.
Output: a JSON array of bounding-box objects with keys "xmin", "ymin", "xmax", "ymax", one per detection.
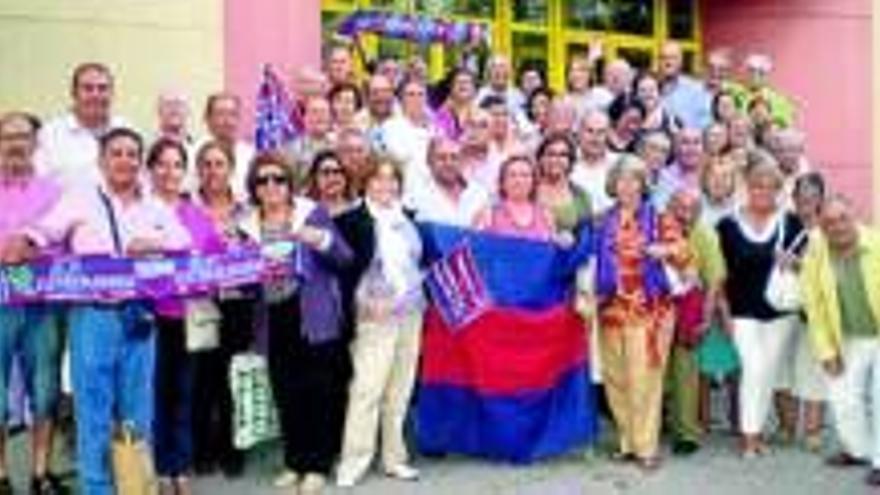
[{"xmin": 0, "ymin": 35, "xmax": 878, "ymax": 495}]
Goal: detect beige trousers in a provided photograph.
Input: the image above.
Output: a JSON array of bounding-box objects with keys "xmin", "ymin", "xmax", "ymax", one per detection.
[
  {"xmin": 337, "ymin": 311, "xmax": 423, "ymax": 479},
  {"xmin": 600, "ymin": 315, "xmax": 673, "ymax": 458}
]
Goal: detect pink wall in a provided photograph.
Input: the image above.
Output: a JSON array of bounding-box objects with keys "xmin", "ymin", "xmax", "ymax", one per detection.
[
  {"xmin": 703, "ymin": 0, "xmax": 873, "ymax": 215},
  {"xmin": 224, "ymin": 0, "xmax": 323, "ymax": 137}
]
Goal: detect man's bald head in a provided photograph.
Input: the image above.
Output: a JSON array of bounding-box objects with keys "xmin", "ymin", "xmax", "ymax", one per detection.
[{"xmin": 659, "ymin": 41, "xmax": 684, "ymax": 79}]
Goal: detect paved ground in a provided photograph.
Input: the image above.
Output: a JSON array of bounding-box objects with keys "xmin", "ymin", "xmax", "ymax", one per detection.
[
  {"xmin": 190, "ymin": 436, "xmax": 867, "ymax": 495},
  {"xmin": 3, "ymin": 425, "xmax": 870, "ymax": 494}
]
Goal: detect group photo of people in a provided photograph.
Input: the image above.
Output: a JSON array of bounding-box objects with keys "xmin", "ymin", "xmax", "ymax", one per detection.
[{"xmin": 0, "ymin": 6, "xmax": 877, "ymax": 494}]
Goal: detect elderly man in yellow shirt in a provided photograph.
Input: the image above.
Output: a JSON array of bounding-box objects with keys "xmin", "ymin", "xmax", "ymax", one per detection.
[{"xmin": 800, "ymin": 194, "xmax": 880, "ymax": 487}]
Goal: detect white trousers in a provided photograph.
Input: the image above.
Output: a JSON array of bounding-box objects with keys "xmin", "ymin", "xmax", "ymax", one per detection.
[
  {"xmin": 827, "ymin": 338, "xmax": 880, "ymax": 467},
  {"xmin": 337, "ymin": 311, "xmax": 423, "ymax": 480},
  {"xmin": 732, "ymin": 316, "xmax": 797, "ymax": 435},
  {"xmin": 793, "ymin": 319, "xmax": 828, "ymax": 401}
]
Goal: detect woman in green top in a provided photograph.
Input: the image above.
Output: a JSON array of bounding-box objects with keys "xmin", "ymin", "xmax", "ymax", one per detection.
[{"xmin": 534, "ymin": 132, "xmax": 592, "ymax": 235}]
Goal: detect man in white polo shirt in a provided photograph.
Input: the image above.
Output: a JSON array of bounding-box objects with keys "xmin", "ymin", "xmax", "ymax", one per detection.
[
  {"xmin": 35, "ymin": 62, "xmax": 131, "ymax": 191},
  {"xmin": 411, "ymin": 135, "xmax": 489, "ymax": 227}
]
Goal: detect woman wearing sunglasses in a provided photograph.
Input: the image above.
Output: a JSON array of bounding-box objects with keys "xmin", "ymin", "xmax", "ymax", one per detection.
[
  {"xmin": 238, "ymin": 153, "xmax": 353, "ymax": 494},
  {"xmin": 307, "ymin": 149, "xmax": 358, "ymax": 218}
]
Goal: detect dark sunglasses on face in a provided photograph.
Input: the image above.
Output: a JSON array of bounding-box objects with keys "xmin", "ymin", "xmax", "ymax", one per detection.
[{"xmin": 255, "ymin": 173, "xmax": 289, "ymax": 186}]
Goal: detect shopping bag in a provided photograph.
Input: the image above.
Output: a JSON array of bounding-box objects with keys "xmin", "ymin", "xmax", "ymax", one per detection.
[
  {"xmin": 674, "ymin": 287, "xmax": 708, "ymax": 348},
  {"xmin": 229, "ymin": 352, "xmax": 280, "ymax": 450},
  {"xmin": 185, "ymin": 299, "xmax": 221, "ymax": 351},
  {"xmin": 765, "ymin": 223, "xmax": 808, "ymax": 312},
  {"xmin": 111, "ymin": 422, "xmax": 157, "ymax": 495}
]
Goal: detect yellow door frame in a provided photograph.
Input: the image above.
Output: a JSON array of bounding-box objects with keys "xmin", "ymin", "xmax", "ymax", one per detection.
[{"xmin": 320, "ymin": 0, "xmax": 703, "ymax": 85}]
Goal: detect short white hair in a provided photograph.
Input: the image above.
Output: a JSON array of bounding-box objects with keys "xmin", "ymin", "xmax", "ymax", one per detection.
[
  {"xmin": 775, "ymin": 128, "xmax": 806, "ymax": 147},
  {"xmin": 707, "ymin": 48, "xmax": 733, "ymax": 67},
  {"xmin": 745, "ymin": 53, "xmax": 773, "ymax": 73},
  {"xmin": 579, "ymin": 109, "xmax": 611, "ymax": 132},
  {"xmin": 487, "ymin": 54, "xmax": 511, "ymax": 69},
  {"xmin": 157, "ymin": 89, "xmax": 188, "ymax": 107}
]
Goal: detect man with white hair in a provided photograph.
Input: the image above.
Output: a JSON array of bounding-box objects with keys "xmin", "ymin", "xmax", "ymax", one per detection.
[
  {"xmin": 704, "ymin": 48, "xmax": 734, "ymax": 95},
  {"xmin": 476, "ymin": 54, "xmax": 527, "ymax": 129},
  {"xmin": 570, "ymin": 110, "xmax": 619, "ymax": 214},
  {"xmin": 772, "ymin": 129, "xmax": 810, "ymax": 174},
  {"xmin": 730, "ymin": 53, "xmax": 796, "ymax": 128},
  {"xmin": 590, "ymin": 58, "xmax": 634, "ymax": 111},
  {"xmin": 659, "ymin": 41, "xmax": 712, "ymax": 130},
  {"xmin": 771, "ymin": 128, "xmax": 811, "ymax": 205},
  {"xmin": 155, "ymin": 91, "xmax": 192, "ymax": 145}
]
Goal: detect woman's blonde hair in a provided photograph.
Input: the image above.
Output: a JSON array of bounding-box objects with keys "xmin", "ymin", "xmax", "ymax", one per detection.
[
  {"xmin": 743, "ymin": 148, "xmax": 784, "ymax": 190},
  {"xmin": 606, "ymin": 154, "xmax": 650, "ymax": 199}
]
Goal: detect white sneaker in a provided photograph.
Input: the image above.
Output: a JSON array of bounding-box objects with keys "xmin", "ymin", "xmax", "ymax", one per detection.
[
  {"xmin": 272, "ymin": 469, "xmax": 298, "ymax": 488},
  {"xmin": 336, "ymin": 459, "xmax": 369, "ymax": 488},
  {"xmin": 300, "ymin": 473, "xmax": 327, "ymax": 494},
  {"xmin": 335, "ymin": 472, "xmax": 360, "ymax": 488},
  {"xmin": 385, "ymin": 464, "xmax": 420, "ymax": 481}
]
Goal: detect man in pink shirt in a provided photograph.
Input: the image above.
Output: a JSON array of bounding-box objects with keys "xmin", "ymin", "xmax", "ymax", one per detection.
[
  {"xmin": 0, "ymin": 112, "xmax": 65, "ymax": 494},
  {"xmin": 4, "ymin": 127, "xmax": 187, "ymax": 495}
]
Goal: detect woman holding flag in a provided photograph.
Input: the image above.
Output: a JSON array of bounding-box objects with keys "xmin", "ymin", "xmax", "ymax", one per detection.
[
  {"xmin": 474, "ymin": 154, "xmax": 555, "ymax": 242},
  {"xmin": 595, "ymin": 154, "xmax": 693, "ymax": 470}
]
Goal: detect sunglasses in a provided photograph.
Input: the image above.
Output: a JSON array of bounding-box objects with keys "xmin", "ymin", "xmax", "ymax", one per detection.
[{"xmin": 255, "ymin": 173, "xmax": 289, "ymax": 186}]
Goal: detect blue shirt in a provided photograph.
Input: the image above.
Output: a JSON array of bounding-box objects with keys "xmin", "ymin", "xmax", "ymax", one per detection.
[
  {"xmin": 652, "ymin": 163, "xmax": 700, "ymax": 211},
  {"xmin": 662, "ymin": 75, "xmax": 712, "ymax": 130}
]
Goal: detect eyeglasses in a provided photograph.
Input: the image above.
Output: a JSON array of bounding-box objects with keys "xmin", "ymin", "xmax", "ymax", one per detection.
[
  {"xmin": 255, "ymin": 173, "xmax": 289, "ymax": 186},
  {"xmin": 318, "ymin": 167, "xmax": 345, "ymax": 177}
]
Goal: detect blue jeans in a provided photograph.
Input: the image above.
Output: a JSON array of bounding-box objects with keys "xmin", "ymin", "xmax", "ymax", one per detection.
[
  {"xmin": 0, "ymin": 305, "xmax": 61, "ymax": 422},
  {"xmin": 69, "ymin": 305, "xmax": 155, "ymax": 495},
  {"xmin": 153, "ymin": 316, "xmax": 193, "ymax": 476}
]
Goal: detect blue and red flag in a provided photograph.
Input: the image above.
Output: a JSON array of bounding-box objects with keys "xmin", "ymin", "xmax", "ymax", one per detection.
[
  {"xmin": 417, "ymin": 222, "xmax": 597, "ymax": 463},
  {"xmin": 254, "ymin": 64, "xmax": 302, "ymax": 153}
]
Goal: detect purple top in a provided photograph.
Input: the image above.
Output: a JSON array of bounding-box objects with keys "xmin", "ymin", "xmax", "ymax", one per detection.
[
  {"xmin": 155, "ymin": 200, "xmax": 225, "ymax": 318},
  {"xmin": 434, "ymin": 107, "xmax": 463, "ymax": 141}
]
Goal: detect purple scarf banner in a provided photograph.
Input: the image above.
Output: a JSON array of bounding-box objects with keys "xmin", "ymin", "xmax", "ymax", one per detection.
[
  {"xmin": 0, "ymin": 243, "xmax": 301, "ymax": 305},
  {"xmin": 336, "ymin": 10, "xmax": 489, "ymax": 46}
]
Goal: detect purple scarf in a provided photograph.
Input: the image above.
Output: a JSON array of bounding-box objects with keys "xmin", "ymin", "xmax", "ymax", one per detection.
[{"xmin": 596, "ymin": 203, "xmax": 670, "ymax": 301}]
